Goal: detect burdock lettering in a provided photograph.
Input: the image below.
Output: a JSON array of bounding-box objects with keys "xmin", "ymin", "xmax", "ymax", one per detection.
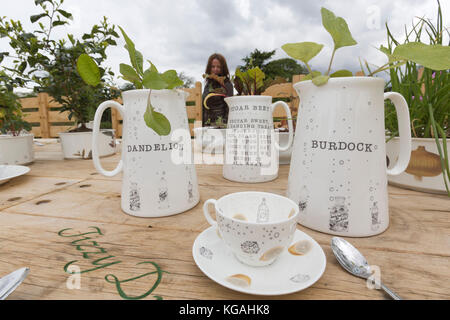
[{"xmin": 311, "ymin": 140, "xmax": 373, "ymax": 152}]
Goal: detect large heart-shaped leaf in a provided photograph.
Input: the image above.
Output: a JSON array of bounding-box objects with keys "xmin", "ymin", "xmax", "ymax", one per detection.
[
  {"xmin": 392, "ymin": 42, "xmax": 450, "ymax": 70},
  {"xmin": 312, "ymin": 75, "xmax": 330, "ymax": 86},
  {"xmin": 143, "ymin": 95, "xmax": 171, "ymax": 136},
  {"xmin": 142, "ymin": 70, "xmax": 168, "ymax": 90},
  {"xmin": 161, "ymin": 70, "xmax": 183, "ymax": 89},
  {"xmin": 76, "ymin": 54, "xmax": 100, "ymax": 86},
  {"xmin": 321, "ymin": 7, "xmax": 357, "ymax": 50},
  {"xmin": 330, "ymin": 69, "xmax": 353, "ymax": 78},
  {"xmin": 281, "ymin": 42, "xmax": 324, "ymax": 64}
]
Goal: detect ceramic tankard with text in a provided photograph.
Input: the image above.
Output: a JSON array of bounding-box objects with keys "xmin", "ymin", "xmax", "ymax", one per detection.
[
  {"xmin": 92, "ymin": 89, "xmax": 200, "ymax": 217},
  {"xmin": 287, "ymin": 77, "xmax": 411, "ymax": 237},
  {"xmin": 223, "ymin": 96, "xmax": 294, "ymax": 183}
]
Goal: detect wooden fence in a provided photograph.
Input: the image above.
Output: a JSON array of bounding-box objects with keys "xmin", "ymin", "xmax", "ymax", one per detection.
[{"xmin": 20, "ymin": 74, "xmax": 304, "ymax": 138}]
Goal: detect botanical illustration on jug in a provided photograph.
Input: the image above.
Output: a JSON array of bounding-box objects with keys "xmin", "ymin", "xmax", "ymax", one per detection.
[
  {"xmin": 370, "ymin": 202, "xmax": 381, "ymax": 231},
  {"xmin": 329, "ymin": 196, "xmax": 349, "ymax": 232},
  {"xmin": 157, "ymin": 171, "xmax": 170, "ymax": 209},
  {"xmin": 129, "ymin": 182, "xmax": 141, "ymax": 212},
  {"xmin": 298, "ymin": 185, "xmax": 309, "ymax": 221},
  {"xmin": 186, "ymin": 166, "xmax": 195, "ymax": 203}
]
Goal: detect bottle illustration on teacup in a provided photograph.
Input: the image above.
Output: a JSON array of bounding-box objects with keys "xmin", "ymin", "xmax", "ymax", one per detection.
[
  {"xmin": 256, "ymin": 198, "xmax": 270, "ymax": 223},
  {"xmin": 129, "ymin": 182, "xmax": 141, "ymax": 212},
  {"xmin": 329, "ymin": 196, "xmax": 349, "ymax": 232}
]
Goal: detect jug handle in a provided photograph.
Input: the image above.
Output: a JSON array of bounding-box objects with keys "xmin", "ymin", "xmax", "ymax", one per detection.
[
  {"xmin": 384, "ymin": 92, "xmax": 411, "ymax": 175},
  {"xmin": 271, "ymin": 101, "xmax": 294, "ymax": 152},
  {"xmin": 92, "ymin": 100, "xmax": 126, "ymax": 177}
]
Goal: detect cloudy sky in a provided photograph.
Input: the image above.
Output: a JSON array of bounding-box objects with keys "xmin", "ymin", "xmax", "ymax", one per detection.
[{"xmin": 0, "ymin": 0, "xmax": 448, "ymax": 88}]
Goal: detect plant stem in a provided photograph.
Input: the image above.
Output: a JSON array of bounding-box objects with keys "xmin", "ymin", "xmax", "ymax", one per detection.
[
  {"xmin": 326, "ymin": 48, "xmax": 336, "ymax": 76},
  {"xmin": 305, "ymin": 62, "xmax": 313, "ymax": 75}
]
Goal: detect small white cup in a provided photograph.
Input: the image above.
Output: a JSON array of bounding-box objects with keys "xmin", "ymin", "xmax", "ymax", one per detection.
[{"xmin": 203, "ymin": 191, "xmax": 300, "ymax": 267}]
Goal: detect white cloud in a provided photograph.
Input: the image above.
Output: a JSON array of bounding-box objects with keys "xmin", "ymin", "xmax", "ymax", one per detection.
[{"xmin": 0, "ymin": 0, "xmax": 448, "ymax": 88}]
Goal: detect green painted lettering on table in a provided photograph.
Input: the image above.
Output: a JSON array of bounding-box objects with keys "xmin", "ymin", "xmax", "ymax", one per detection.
[{"xmin": 58, "ymin": 226, "xmax": 168, "ymax": 300}]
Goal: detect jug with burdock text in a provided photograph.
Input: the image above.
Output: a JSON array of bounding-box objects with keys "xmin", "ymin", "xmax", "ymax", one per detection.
[
  {"xmin": 287, "ymin": 77, "xmax": 411, "ymax": 237},
  {"xmin": 92, "ymin": 89, "xmax": 200, "ymax": 217}
]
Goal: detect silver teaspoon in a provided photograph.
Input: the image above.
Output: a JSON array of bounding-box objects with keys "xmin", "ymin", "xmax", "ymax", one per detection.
[
  {"xmin": 0, "ymin": 267, "xmax": 29, "ymax": 300},
  {"xmin": 331, "ymin": 237, "xmax": 402, "ymax": 300}
]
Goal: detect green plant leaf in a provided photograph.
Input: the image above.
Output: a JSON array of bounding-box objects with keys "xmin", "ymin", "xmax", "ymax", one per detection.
[
  {"xmin": 135, "ymin": 50, "xmax": 144, "ymax": 76},
  {"xmin": 118, "ymin": 26, "xmax": 139, "ymax": 74},
  {"xmin": 76, "ymin": 54, "xmax": 100, "ymax": 86},
  {"xmin": 312, "ymin": 75, "xmax": 330, "ymax": 86},
  {"xmin": 161, "ymin": 70, "xmax": 183, "ymax": 89},
  {"xmin": 281, "ymin": 42, "xmax": 324, "ymax": 63},
  {"xmin": 321, "ymin": 7, "xmax": 357, "ymax": 49},
  {"xmin": 30, "ymin": 13, "xmax": 47, "ymax": 23},
  {"xmin": 120, "ymin": 63, "xmax": 141, "ymax": 83},
  {"xmin": 143, "ymin": 96, "xmax": 171, "ymax": 136},
  {"xmin": 330, "ymin": 69, "xmax": 353, "ymax": 77},
  {"xmin": 392, "ymin": 42, "xmax": 450, "ymax": 70},
  {"xmin": 300, "ymin": 71, "xmax": 322, "ymax": 81},
  {"xmin": 142, "ymin": 70, "xmax": 168, "ymax": 90},
  {"xmin": 57, "ymin": 9, "xmax": 73, "ymax": 20}
]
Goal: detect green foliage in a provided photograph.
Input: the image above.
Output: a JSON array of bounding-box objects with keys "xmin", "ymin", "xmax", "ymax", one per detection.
[
  {"xmin": 77, "ymin": 27, "xmax": 183, "ymax": 136},
  {"xmin": 233, "ymin": 66, "xmax": 265, "ymax": 95},
  {"xmin": 382, "ymin": 1, "xmax": 449, "ymax": 195},
  {"xmin": 240, "ymin": 48, "xmax": 308, "ymax": 81},
  {"xmin": 0, "ymin": 71, "xmax": 31, "ymax": 135},
  {"xmin": 281, "ymin": 8, "xmax": 356, "ymax": 86},
  {"xmin": 0, "ymin": 0, "xmax": 120, "ymax": 126}
]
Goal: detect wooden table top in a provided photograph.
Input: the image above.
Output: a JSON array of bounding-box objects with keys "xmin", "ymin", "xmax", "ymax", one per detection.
[{"xmin": 1, "ymin": 140, "xmax": 449, "ymax": 300}]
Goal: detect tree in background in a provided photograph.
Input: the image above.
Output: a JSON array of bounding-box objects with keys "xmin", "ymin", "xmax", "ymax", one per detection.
[
  {"xmin": 0, "ymin": 0, "xmax": 120, "ymax": 130},
  {"xmin": 178, "ymin": 72, "xmax": 195, "ymax": 88},
  {"xmin": 239, "ymin": 48, "xmax": 308, "ymax": 81}
]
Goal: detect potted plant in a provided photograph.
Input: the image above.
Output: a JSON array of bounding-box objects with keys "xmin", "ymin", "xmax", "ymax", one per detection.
[
  {"xmin": 383, "ymin": 2, "xmax": 450, "ymax": 195},
  {"xmin": 77, "ymin": 28, "xmax": 201, "ymax": 218},
  {"xmin": 0, "ymin": 1, "xmax": 120, "ymax": 159},
  {"xmin": 0, "ymin": 71, "xmax": 34, "ymax": 165},
  {"xmin": 232, "ymin": 66, "xmax": 295, "ymax": 164},
  {"xmin": 282, "ymin": 6, "xmax": 450, "ymax": 194}
]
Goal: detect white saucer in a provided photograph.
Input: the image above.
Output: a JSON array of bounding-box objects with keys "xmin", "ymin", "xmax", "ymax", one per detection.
[
  {"xmin": 193, "ymin": 226, "xmax": 326, "ymax": 296},
  {"xmin": 0, "ymin": 165, "xmax": 30, "ymax": 185}
]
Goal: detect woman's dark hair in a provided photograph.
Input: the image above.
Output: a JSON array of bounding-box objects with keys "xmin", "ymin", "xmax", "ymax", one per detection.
[{"xmin": 205, "ymin": 53, "xmax": 230, "ymax": 78}]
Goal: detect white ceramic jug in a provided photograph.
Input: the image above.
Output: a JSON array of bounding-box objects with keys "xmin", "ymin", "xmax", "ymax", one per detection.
[
  {"xmin": 287, "ymin": 77, "xmax": 411, "ymax": 237},
  {"xmin": 92, "ymin": 89, "xmax": 200, "ymax": 217},
  {"xmin": 223, "ymin": 96, "xmax": 294, "ymax": 183}
]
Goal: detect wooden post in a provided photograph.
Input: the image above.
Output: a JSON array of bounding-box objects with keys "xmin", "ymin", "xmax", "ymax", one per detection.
[
  {"xmin": 38, "ymin": 93, "xmax": 50, "ymax": 138},
  {"xmin": 194, "ymin": 81, "xmax": 202, "ymax": 123},
  {"xmin": 111, "ymin": 108, "xmax": 119, "ymax": 138}
]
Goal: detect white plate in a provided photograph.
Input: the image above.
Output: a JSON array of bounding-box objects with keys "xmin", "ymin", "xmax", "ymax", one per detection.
[
  {"xmin": 193, "ymin": 226, "xmax": 326, "ymax": 296},
  {"xmin": 0, "ymin": 165, "xmax": 30, "ymax": 185}
]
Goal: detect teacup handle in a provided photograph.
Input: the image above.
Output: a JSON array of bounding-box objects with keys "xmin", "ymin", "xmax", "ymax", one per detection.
[
  {"xmin": 92, "ymin": 100, "xmax": 126, "ymax": 177},
  {"xmin": 203, "ymin": 199, "xmax": 218, "ymax": 226},
  {"xmin": 384, "ymin": 92, "xmax": 411, "ymax": 175},
  {"xmin": 271, "ymin": 101, "xmax": 294, "ymax": 151}
]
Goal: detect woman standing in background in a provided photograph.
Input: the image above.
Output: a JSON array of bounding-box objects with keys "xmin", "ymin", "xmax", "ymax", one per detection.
[{"xmin": 202, "ymin": 53, "xmax": 233, "ymax": 127}]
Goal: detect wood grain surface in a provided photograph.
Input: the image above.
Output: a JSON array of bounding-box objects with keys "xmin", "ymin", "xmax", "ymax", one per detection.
[{"xmin": 0, "ymin": 141, "xmax": 448, "ymax": 300}]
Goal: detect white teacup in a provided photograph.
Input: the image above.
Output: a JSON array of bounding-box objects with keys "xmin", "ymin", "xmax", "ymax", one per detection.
[{"xmin": 203, "ymin": 192, "xmax": 300, "ymax": 267}]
